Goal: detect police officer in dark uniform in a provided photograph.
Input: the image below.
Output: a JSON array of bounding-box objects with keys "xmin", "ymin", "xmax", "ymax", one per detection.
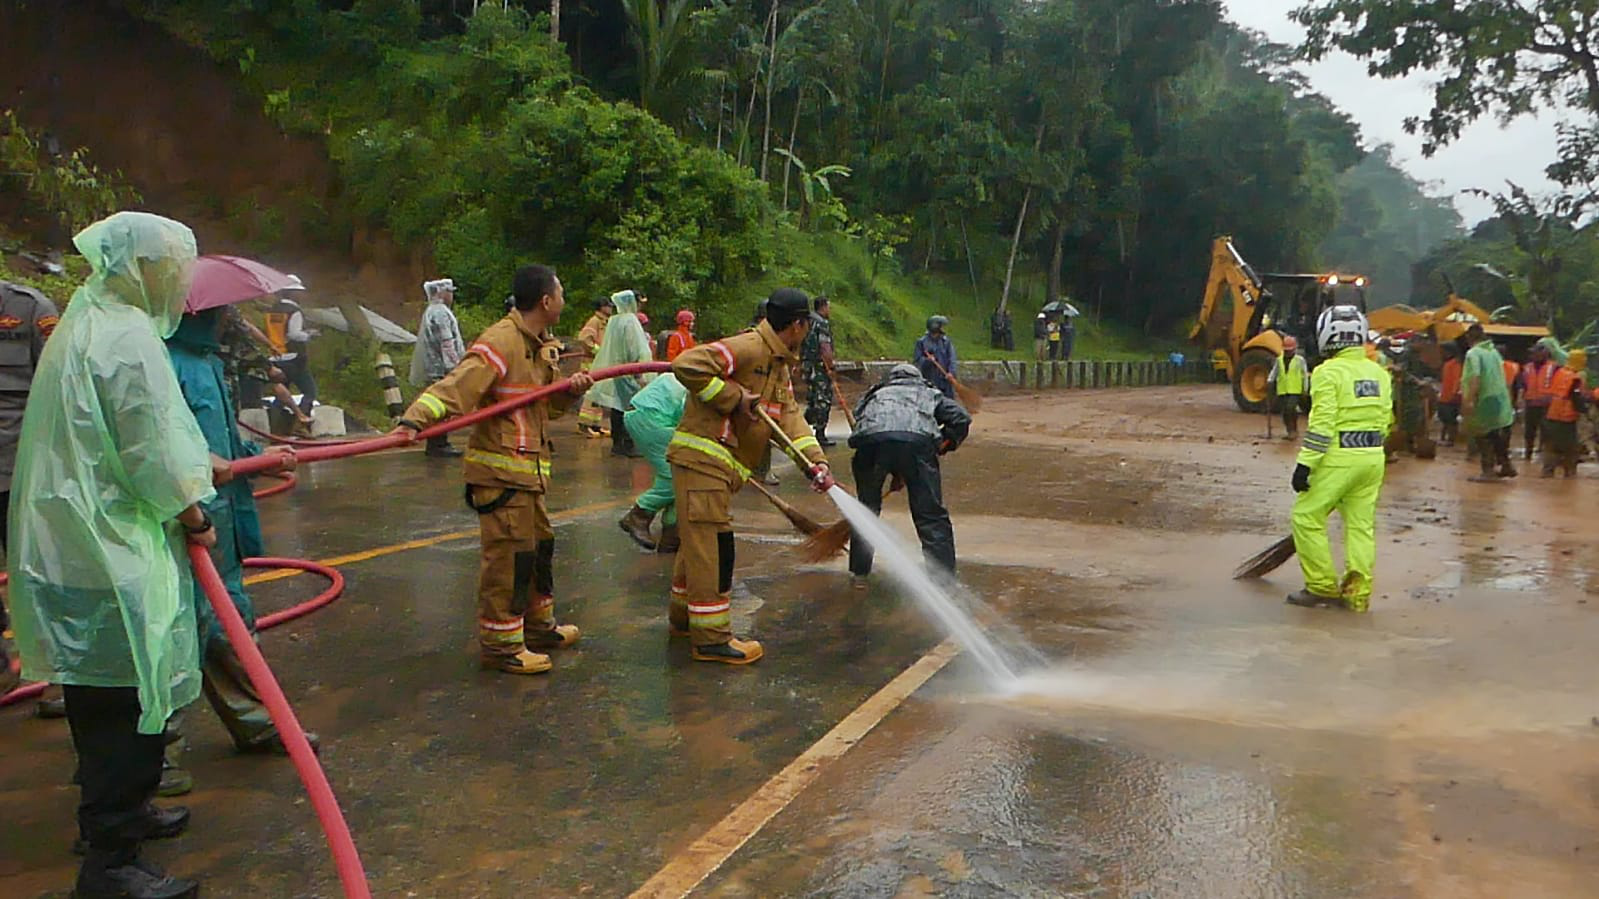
[{"xmin": 0, "ymin": 280, "xmax": 59, "ymax": 694}]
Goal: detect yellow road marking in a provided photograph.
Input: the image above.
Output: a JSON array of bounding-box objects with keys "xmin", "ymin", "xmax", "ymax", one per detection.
[
  {"xmin": 243, "ymin": 498, "xmax": 629, "ymax": 586},
  {"xmin": 629, "ymin": 640, "xmax": 960, "ymax": 899}
]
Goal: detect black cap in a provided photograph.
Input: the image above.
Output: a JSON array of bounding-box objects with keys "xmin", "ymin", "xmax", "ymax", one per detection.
[
  {"xmin": 596, "ymin": 297, "xmax": 614, "ymax": 310},
  {"xmin": 765, "ymin": 288, "xmax": 811, "ymax": 330}
]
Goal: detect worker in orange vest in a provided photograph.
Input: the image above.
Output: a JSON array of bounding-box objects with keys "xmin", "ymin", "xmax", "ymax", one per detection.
[
  {"xmin": 1436, "ymin": 343, "xmax": 1463, "ymax": 446},
  {"xmin": 666, "ymin": 309, "xmax": 697, "ymax": 360},
  {"xmin": 1541, "ymin": 348, "xmax": 1589, "ymax": 477},
  {"xmin": 1520, "ymin": 341, "xmax": 1557, "ymax": 460}
]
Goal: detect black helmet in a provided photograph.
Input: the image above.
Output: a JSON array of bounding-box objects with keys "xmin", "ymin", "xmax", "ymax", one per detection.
[{"xmin": 927, "ymin": 315, "xmax": 949, "ymax": 333}]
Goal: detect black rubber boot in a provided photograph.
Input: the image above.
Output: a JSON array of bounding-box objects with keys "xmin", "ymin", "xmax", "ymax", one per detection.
[
  {"xmin": 1285, "ymin": 589, "xmax": 1341, "ymax": 609},
  {"xmin": 74, "ymin": 805, "xmax": 190, "ymax": 856},
  {"xmin": 74, "ymin": 852, "xmax": 198, "ymax": 899}
]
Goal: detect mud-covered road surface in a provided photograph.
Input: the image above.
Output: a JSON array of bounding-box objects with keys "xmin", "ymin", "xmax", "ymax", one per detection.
[{"xmin": 4, "ymin": 385, "xmax": 1597, "ymax": 897}]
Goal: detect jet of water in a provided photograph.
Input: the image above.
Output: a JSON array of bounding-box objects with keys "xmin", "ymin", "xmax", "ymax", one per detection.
[{"xmin": 825, "ymin": 485, "xmax": 1026, "ymax": 687}]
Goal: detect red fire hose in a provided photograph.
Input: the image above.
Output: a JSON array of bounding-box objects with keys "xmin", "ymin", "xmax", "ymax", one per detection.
[
  {"xmin": 189, "ymin": 544, "xmax": 371, "ymax": 898},
  {"xmin": 1, "ymin": 362, "xmax": 669, "ymax": 895}
]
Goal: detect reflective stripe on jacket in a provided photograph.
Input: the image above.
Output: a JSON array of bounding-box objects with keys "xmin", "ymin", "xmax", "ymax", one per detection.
[
  {"xmin": 668, "ymin": 321, "xmax": 824, "ymax": 484},
  {"xmin": 1296, "ymin": 347, "xmax": 1394, "ymax": 469},
  {"xmin": 400, "ymin": 312, "xmax": 573, "ymax": 492}
]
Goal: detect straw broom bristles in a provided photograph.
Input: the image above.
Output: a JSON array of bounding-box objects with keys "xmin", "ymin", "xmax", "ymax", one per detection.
[
  {"xmin": 745, "ymin": 478, "xmax": 825, "ymax": 536},
  {"xmin": 1231, "ymin": 535, "xmax": 1296, "ymax": 579},
  {"xmin": 923, "ymin": 352, "xmax": 982, "ymax": 413},
  {"xmin": 797, "ymin": 477, "xmax": 905, "ymax": 563}
]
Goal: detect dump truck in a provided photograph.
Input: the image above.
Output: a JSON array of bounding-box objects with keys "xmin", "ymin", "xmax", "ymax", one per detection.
[{"xmin": 1189, "ymin": 236, "xmax": 1370, "ymax": 412}]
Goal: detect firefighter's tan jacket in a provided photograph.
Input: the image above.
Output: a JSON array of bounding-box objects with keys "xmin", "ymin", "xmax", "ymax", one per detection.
[
  {"xmin": 668, "ymin": 321, "xmax": 825, "ymax": 485},
  {"xmin": 576, "ymin": 310, "xmax": 609, "ymax": 356},
  {"xmin": 400, "ymin": 312, "xmax": 574, "ymax": 492}
]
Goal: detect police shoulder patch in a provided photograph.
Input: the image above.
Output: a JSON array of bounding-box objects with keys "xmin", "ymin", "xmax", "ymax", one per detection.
[{"xmin": 1353, "ymin": 379, "xmax": 1382, "ymax": 398}]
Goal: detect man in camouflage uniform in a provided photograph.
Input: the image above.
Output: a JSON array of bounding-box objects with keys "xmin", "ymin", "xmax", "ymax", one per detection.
[
  {"xmin": 1384, "ymin": 336, "xmax": 1432, "ymax": 459},
  {"xmin": 800, "ymin": 295, "xmax": 836, "ymax": 447},
  {"xmin": 0, "ymin": 280, "xmax": 58, "ymax": 695}
]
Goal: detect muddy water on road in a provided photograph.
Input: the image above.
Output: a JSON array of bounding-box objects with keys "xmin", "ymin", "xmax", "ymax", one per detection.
[{"xmin": 705, "ymin": 387, "xmax": 1599, "ymax": 897}]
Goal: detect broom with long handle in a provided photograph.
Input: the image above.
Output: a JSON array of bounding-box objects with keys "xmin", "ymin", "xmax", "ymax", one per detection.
[
  {"xmin": 824, "ymin": 360, "xmax": 858, "ymax": 430},
  {"xmin": 745, "ymin": 476, "xmax": 825, "ymax": 536},
  {"xmin": 923, "ymin": 351, "xmax": 982, "ymax": 413}
]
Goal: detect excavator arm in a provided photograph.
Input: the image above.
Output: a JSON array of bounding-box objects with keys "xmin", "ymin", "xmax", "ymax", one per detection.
[{"xmin": 1190, "ymin": 236, "xmax": 1267, "ymax": 366}]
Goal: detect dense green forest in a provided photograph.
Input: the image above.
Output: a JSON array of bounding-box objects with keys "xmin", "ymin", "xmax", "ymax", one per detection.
[
  {"xmin": 1301, "ymin": 0, "xmax": 1599, "ymax": 344},
  {"xmin": 86, "ymin": 1, "xmax": 1462, "ymax": 349}
]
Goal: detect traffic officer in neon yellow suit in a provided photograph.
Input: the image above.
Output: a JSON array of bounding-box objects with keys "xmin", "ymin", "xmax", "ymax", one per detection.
[{"xmin": 1287, "ymin": 306, "xmax": 1393, "ymax": 612}]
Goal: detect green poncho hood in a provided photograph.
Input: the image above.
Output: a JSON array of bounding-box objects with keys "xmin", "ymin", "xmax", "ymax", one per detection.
[{"xmin": 7, "ymin": 211, "xmax": 214, "ymax": 734}]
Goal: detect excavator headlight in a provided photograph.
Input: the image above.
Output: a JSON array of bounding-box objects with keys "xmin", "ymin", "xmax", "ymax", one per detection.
[
  {"xmin": 1326, "ymin": 275, "xmax": 1341, "ymax": 286},
  {"xmin": 1354, "ymin": 277, "xmax": 1367, "ymax": 288}
]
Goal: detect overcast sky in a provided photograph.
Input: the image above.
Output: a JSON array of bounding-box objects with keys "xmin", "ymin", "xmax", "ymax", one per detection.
[{"xmin": 1224, "ymin": 0, "xmax": 1564, "ymax": 225}]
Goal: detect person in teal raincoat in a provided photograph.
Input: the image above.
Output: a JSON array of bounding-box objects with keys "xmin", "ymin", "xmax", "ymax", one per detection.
[
  {"xmin": 617, "ymin": 373, "xmax": 687, "ymax": 552},
  {"xmin": 166, "ymin": 308, "xmax": 301, "ymax": 760},
  {"xmin": 7, "ymin": 211, "xmax": 217, "ymax": 898}
]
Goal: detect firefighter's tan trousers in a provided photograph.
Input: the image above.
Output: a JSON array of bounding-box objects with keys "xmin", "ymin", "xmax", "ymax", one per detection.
[
  {"xmin": 470, "ymin": 486, "xmax": 557, "ymax": 657},
  {"xmin": 669, "ymin": 464, "xmax": 736, "ymax": 647}
]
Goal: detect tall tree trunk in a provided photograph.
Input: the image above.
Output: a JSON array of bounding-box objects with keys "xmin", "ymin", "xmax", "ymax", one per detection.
[
  {"xmin": 1046, "ymin": 217, "xmax": 1066, "ymax": 303},
  {"xmin": 961, "ymin": 218, "xmax": 981, "ymax": 307},
  {"xmin": 738, "ymin": 9, "xmax": 771, "ymax": 168},
  {"xmin": 550, "ymin": 0, "xmax": 560, "ymax": 42},
  {"xmin": 715, "ymin": 80, "xmax": 725, "ymax": 152},
  {"xmin": 998, "ymin": 188, "xmax": 1033, "ymax": 316},
  {"xmin": 998, "ymin": 119, "xmax": 1047, "ymax": 316},
  {"xmin": 782, "ymin": 86, "xmax": 803, "ymax": 210},
  {"xmin": 760, "ymin": 1, "xmax": 780, "ymax": 182}
]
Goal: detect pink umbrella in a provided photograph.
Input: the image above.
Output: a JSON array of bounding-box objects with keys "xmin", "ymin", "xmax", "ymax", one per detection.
[{"xmin": 185, "ymin": 254, "xmax": 303, "ymax": 313}]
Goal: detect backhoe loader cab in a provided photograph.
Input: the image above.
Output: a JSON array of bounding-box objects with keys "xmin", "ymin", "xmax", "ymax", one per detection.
[{"xmin": 1189, "ymin": 236, "xmax": 1368, "ymax": 413}]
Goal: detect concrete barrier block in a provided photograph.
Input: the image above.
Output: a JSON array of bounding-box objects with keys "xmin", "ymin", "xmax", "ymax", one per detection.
[
  {"xmin": 310, "ymin": 404, "xmax": 347, "ymax": 438},
  {"xmin": 239, "ymin": 408, "xmax": 271, "ymax": 436}
]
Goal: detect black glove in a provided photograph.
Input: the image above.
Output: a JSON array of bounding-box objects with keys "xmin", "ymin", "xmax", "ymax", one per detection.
[{"xmin": 1291, "ymin": 463, "xmax": 1311, "ymax": 493}]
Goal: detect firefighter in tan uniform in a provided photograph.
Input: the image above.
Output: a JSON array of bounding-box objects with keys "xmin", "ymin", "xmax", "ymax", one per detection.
[
  {"xmin": 668, "ymin": 289, "xmax": 834, "ymax": 664},
  {"xmin": 392, "ymin": 265, "xmax": 594, "ymax": 675}
]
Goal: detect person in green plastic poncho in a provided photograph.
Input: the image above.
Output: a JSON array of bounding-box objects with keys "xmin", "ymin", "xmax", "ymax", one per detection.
[
  {"xmin": 587, "ymin": 288, "xmax": 654, "ymax": 458},
  {"xmin": 1461, "ymin": 323, "xmax": 1518, "ymax": 481},
  {"xmin": 7, "ymin": 212, "xmax": 216, "ymax": 899}
]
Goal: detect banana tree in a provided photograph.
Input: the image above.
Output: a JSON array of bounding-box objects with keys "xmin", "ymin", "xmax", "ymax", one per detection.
[{"xmin": 772, "ymin": 148, "xmax": 850, "ymax": 227}]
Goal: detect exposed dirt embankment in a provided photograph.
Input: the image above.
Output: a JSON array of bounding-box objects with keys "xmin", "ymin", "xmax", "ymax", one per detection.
[{"xmin": 0, "ymin": 0, "xmax": 426, "ymax": 315}]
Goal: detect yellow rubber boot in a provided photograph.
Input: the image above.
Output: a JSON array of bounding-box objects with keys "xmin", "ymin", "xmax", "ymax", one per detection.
[
  {"xmin": 692, "ymin": 637, "xmax": 764, "ymax": 665},
  {"xmin": 481, "ymin": 649, "xmax": 552, "ymax": 675},
  {"xmin": 526, "ymin": 624, "xmax": 581, "ymax": 651}
]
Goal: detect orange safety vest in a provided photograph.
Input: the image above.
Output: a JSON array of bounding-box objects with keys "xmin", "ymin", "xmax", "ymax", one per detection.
[
  {"xmin": 1546, "ymin": 367, "xmax": 1587, "ymax": 423},
  {"xmin": 1522, "ymin": 360, "xmax": 1556, "ymax": 407},
  {"xmin": 666, "ymin": 328, "xmax": 696, "ymax": 361},
  {"xmin": 1439, "ymin": 358, "xmax": 1462, "ymax": 403},
  {"xmin": 1502, "ymin": 360, "xmax": 1521, "ymax": 393}
]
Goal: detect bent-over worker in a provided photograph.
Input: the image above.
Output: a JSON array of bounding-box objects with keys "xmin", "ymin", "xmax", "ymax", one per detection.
[{"xmin": 847, "ymin": 364, "xmax": 971, "ymax": 581}]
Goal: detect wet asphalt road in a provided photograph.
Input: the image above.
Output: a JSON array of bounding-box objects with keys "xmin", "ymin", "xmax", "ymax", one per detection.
[{"xmin": 5, "ymin": 386, "xmax": 1599, "ymax": 897}]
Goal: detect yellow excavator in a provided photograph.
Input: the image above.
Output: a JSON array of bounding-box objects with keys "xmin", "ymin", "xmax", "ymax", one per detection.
[
  {"xmin": 1190, "ymin": 236, "xmax": 1371, "ymax": 412},
  {"xmin": 1367, "ymin": 275, "xmax": 1548, "ymax": 359}
]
